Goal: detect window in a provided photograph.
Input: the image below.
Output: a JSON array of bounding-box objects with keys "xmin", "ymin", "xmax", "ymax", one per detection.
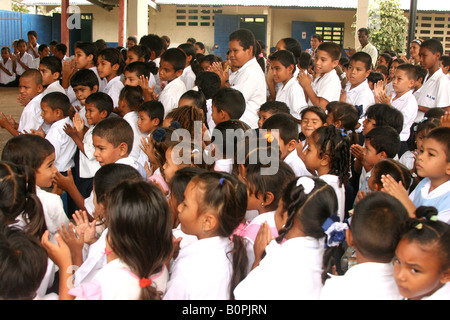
[
  {"xmin": 315, "ymin": 23, "xmax": 344, "ymax": 45},
  {"xmin": 176, "ymin": 5, "xmax": 221, "ymax": 27}
]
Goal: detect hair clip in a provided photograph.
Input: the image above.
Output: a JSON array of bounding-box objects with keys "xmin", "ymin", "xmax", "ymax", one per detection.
[
  {"xmin": 429, "ymin": 215, "xmax": 438, "ymax": 222},
  {"xmin": 152, "ymin": 128, "xmax": 166, "ymax": 142},
  {"xmin": 340, "ymin": 128, "xmax": 347, "ymax": 137},
  {"xmin": 139, "ymin": 277, "xmax": 152, "ymax": 288},
  {"xmin": 103, "ymin": 248, "xmax": 113, "ymax": 255},
  {"xmin": 219, "ymin": 177, "xmax": 226, "ymax": 185},
  {"xmin": 415, "ymin": 223, "xmax": 423, "ymax": 230},
  {"xmin": 170, "ymin": 121, "xmax": 181, "ymax": 129},
  {"xmin": 266, "ymin": 133, "xmax": 274, "ymax": 143},
  {"xmin": 321, "ymin": 215, "xmax": 348, "ymax": 248},
  {"xmin": 296, "ymin": 176, "xmax": 315, "ymax": 194}
]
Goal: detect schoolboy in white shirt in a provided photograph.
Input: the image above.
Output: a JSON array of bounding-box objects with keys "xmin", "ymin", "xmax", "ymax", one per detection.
[
  {"xmin": 262, "ymin": 113, "xmax": 311, "ymax": 177},
  {"xmin": 13, "ymin": 39, "xmax": 35, "ymax": 77},
  {"xmin": 0, "ymin": 47, "xmax": 16, "ymax": 86},
  {"xmin": 342, "ymin": 51, "xmax": 375, "ymax": 117},
  {"xmin": 320, "ymin": 192, "xmax": 408, "ymax": 300},
  {"xmin": 178, "ymin": 43, "xmax": 197, "ymax": 91},
  {"xmin": 299, "ymin": 42, "xmax": 342, "ymax": 111},
  {"xmin": 39, "ymin": 56, "xmax": 66, "ymax": 96},
  {"xmin": 97, "ymin": 48, "xmax": 125, "ymax": 109},
  {"xmin": 157, "ymin": 48, "xmax": 187, "ymax": 116},
  {"xmin": 416, "ymin": 39, "xmax": 450, "ymax": 122},
  {"xmin": 36, "ymin": 92, "xmax": 77, "ymax": 173}
]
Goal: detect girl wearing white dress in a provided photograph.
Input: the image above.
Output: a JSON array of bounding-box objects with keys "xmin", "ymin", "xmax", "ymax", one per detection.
[
  {"xmin": 163, "ymin": 171, "xmax": 249, "ymax": 300},
  {"xmin": 234, "ymin": 176, "xmax": 347, "ymax": 300},
  {"xmin": 42, "ymin": 178, "xmax": 173, "ymax": 300}
]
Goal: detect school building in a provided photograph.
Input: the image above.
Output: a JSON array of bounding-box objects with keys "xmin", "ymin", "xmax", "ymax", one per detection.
[{"xmin": 3, "ymin": 0, "xmax": 450, "ymax": 58}]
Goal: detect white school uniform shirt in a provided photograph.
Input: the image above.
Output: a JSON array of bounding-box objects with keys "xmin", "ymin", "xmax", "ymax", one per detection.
[
  {"xmin": 416, "ymin": 68, "xmax": 450, "ymax": 122},
  {"xmin": 103, "ymin": 76, "xmax": 124, "ymax": 108},
  {"xmin": 320, "ymin": 262, "xmax": 403, "ymax": 300},
  {"xmin": 0, "ymin": 58, "xmax": 16, "ymax": 84},
  {"xmin": 275, "ymin": 76, "xmax": 308, "ymax": 120},
  {"xmin": 309, "ymin": 68, "xmax": 341, "ymax": 106},
  {"xmin": 205, "ymin": 98, "xmax": 216, "ymax": 133},
  {"xmin": 357, "ymin": 42, "xmax": 378, "ymax": 68},
  {"xmin": 234, "ymin": 237, "xmax": 325, "ymax": 300},
  {"xmin": 172, "ymin": 224, "xmax": 198, "ymax": 250},
  {"xmin": 73, "ymin": 229, "xmax": 108, "ymax": 287},
  {"xmin": 320, "ymin": 174, "xmax": 346, "ymax": 222},
  {"xmin": 79, "ymin": 125, "xmax": 101, "ymax": 178},
  {"xmin": 163, "ymin": 236, "xmax": 237, "ymax": 300},
  {"xmin": 42, "ymin": 80, "xmax": 66, "ymax": 96},
  {"xmin": 45, "ymin": 117, "xmax": 77, "ymax": 172},
  {"xmin": 242, "ymin": 210, "xmax": 278, "ymax": 247},
  {"xmin": 17, "ymin": 93, "xmax": 47, "ymax": 133},
  {"xmin": 116, "ymin": 155, "xmax": 147, "ymax": 179},
  {"xmin": 390, "ymin": 90, "xmax": 418, "ymax": 142},
  {"xmin": 158, "ymin": 77, "xmax": 186, "ymax": 116},
  {"xmin": 399, "ymin": 150, "xmax": 416, "ymax": 171},
  {"xmin": 284, "ymin": 149, "xmax": 311, "ymax": 177},
  {"xmin": 422, "ymin": 282, "xmax": 450, "ymax": 300},
  {"xmin": 70, "ymin": 258, "xmax": 169, "ymax": 300},
  {"xmin": 123, "ymin": 111, "xmax": 146, "ymax": 165},
  {"xmin": 230, "ymin": 57, "xmax": 267, "ymax": 129},
  {"xmin": 180, "ymin": 65, "xmax": 196, "ymax": 91},
  {"xmin": 344, "ymin": 79, "xmax": 375, "ymax": 116},
  {"xmin": 27, "ymin": 43, "xmax": 39, "ymax": 58},
  {"xmin": 15, "ymin": 52, "xmax": 35, "ymax": 75},
  {"xmin": 409, "ymin": 178, "xmax": 450, "ymax": 224},
  {"xmin": 36, "ymin": 186, "xmax": 69, "ymax": 237}
]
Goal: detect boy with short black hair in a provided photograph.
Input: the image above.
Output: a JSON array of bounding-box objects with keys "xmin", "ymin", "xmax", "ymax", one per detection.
[
  {"xmin": 376, "ymin": 63, "xmax": 418, "ymax": 156},
  {"xmin": 65, "ymin": 92, "xmax": 113, "ymax": 197},
  {"xmin": 39, "ymin": 56, "xmax": 65, "ymax": 95},
  {"xmin": 0, "ymin": 69, "xmax": 46, "ymax": 136},
  {"xmin": 70, "ymin": 68, "xmax": 100, "ymax": 124},
  {"xmin": 12, "ymin": 39, "xmax": 34, "ymax": 78},
  {"xmin": 26, "ymin": 30, "xmax": 39, "ymax": 59},
  {"xmin": 36, "ymin": 92, "xmax": 77, "ymax": 173},
  {"xmin": 224, "ymin": 28, "xmax": 267, "ymax": 129},
  {"xmin": 211, "ymin": 87, "xmax": 245, "ymax": 126},
  {"xmin": 413, "ymin": 65, "xmax": 427, "ymax": 101},
  {"xmin": 416, "ymin": 39, "xmax": 450, "ymax": 121},
  {"xmin": 262, "ymin": 112, "xmax": 310, "ymax": 177},
  {"xmin": 157, "ymin": 48, "xmax": 187, "ymax": 116},
  {"xmin": 298, "ymin": 41, "xmax": 342, "ymax": 110},
  {"xmin": 0, "ymin": 47, "xmax": 16, "ymax": 87},
  {"xmin": 97, "ymin": 47, "xmax": 125, "ymax": 109},
  {"xmin": 178, "ymin": 43, "xmax": 197, "ymax": 91},
  {"xmin": 257, "ymin": 100, "xmax": 290, "ymax": 129},
  {"xmin": 358, "ymin": 125, "xmax": 401, "ymax": 195},
  {"xmin": 54, "ymin": 43, "xmax": 70, "ymax": 64},
  {"xmin": 367, "ymin": 71, "xmax": 385, "ymax": 91},
  {"xmin": 342, "ymin": 51, "xmax": 375, "ymax": 118},
  {"xmin": 320, "ymin": 192, "xmax": 408, "ymax": 300}
]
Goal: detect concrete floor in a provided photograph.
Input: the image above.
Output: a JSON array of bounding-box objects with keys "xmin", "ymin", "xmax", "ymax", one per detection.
[{"xmin": 0, "ymin": 87, "xmax": 24, "ymax": 155}]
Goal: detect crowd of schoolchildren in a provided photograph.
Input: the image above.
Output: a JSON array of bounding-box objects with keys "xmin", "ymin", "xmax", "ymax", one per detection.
[{"xmin": 0, "ymin": 27, "xmax": 449, "ymax": 301}]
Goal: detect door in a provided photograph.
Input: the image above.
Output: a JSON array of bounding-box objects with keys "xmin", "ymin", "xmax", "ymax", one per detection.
[
  {"xmin": 291, "ymin": 21, "xmax": 317, "ymax": 52},
  {"xmin": 213, "ymin": 14, "xmax": 240, "ymax": 60}
]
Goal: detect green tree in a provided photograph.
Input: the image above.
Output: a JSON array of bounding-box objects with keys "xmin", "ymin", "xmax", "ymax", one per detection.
[
  {"xmin": 368, "ymin": 0, "xmax": 408, "ymax": 54},
  {"xmin": 11, "ymin": 1, "xmax": 30, "ymax": 13}
]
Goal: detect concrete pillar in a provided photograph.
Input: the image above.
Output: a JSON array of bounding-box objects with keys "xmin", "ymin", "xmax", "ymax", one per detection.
[
  {"xmin": 119, "ymin": 0, "xmax": 126, "ymax": 46},
  {"xmin": 354, "ymin": 0, "xmax": 369, "ymax": 48},
  {"xmin": 127, "ymin": 0, "xmax": 148, "ymax": 42}
]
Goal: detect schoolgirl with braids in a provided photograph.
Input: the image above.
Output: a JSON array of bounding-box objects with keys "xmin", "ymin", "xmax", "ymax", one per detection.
[
  {"xmin": 393, "ymin": 206, "xmax": 450, "ymax": 300},
  {"xmin": 234, "ymin": 176, "xmax": 345, "ymax": 300},
  {"xmin": 303, "ymin": 124, "xmax": 351, "ymax": 221},
  {"xmin": 164, "ymin": 171, "xmax": 249, "ymax": 300}
]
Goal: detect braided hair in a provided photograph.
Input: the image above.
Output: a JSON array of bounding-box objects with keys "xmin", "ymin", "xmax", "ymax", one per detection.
[{"xmin": 310, "ymin": 125, "xmax": 351, "ymax": 187}]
